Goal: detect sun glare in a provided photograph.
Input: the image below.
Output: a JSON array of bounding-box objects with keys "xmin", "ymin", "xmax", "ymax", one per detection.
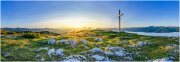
[
  {"xmin": 74, "ymin": 23, "xmax": 82, "ymax": 28},
  {"xmin": 40, "ymin": 15, "xmax": 112, "ymax": 29}
]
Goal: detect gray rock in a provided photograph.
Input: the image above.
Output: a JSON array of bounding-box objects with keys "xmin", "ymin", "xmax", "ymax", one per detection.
[
  {"xmin": 95, "ymin": 38, "xmax": 103, "ymax": 42},
  {"xmin": 2, "ymin": 52, "xmax": 10, "ymax": 57},
  {"xmin": 124, "ymin": 56, "xmax": 133, "ymax": 61},
  {"xmin": 41, "ymin": 57, "xmax": 45, "ymax": 61},
  {"xmin": 80, "ymin": 39, "xmax": 88, "ymax": 44},
  {"xmin": 59, "ymin": 39, "xmax": 77, "ymax": 47},
  {"xmin": 104, "ymin": 51, "xmax": 114, "ymax": 56},
  {"xmin": 47, "ymin": 48, "xmax": 55, "ymax": 57},
  {"xmin": 151, "ymin": 58, "xmax": 173, "ymax": 62},
  {"xmin": 92, "ymin": 55, "xmax": 105, "ymax": 61},
  {"xmin": 108, "ymin": 46, "xmax": 127, "ymax": 57},
  {"xmin": 62, "ymin": 55, "xmax": 86, "ymax": 61},
  {"xmin": 55, "ymin": 49, "xmax": 64, "ymax": 56},
  {"xmin": 48, "ymin": 39, "xmax": 56, "ymax": 44},
  {"xmin": 90, "ymin": 47, "xmax": 103, "ymax": 53}
]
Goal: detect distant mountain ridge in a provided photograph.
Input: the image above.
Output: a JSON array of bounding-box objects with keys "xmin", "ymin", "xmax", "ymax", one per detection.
[
  {"xmin": 1, "ymin": 26, "xmax": 179, "ymax": 33},
  {"xmin": 102, "ymin": 26, "xmax": 179, "ymax": 33},
  {"xmin": 1, "ymin": 28, "xmax": 72, "ymax": 34},
  {"xmin": 123, "ymin": 26, "xmax": 179, "ymax": 33}
]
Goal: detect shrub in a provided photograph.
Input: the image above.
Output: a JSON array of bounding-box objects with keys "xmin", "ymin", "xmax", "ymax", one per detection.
[
  {"xmin": 39, "ymin": 31, "xmax": 51, "ymax": 34},
  {"xmin": 22, "ymin": 33, "xmax": 41, "ymax": 39},
  {"xmin": 108, "ymin": 34, "xmax": 117, "ymax": 38},
  {"xmin": 7, "ymin": 32, "xmax": 17, "ymax": 35}
]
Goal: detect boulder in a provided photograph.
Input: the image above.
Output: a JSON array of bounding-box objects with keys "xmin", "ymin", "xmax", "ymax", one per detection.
[
  {"xmin": 47, "ymin": 48, "xmax": 55, "ymax": 57},
  {"xmin": 59, "ymin": 40, "xmax": 67, "ymax": 43},
  {"xmin": 59, "ymin": 39, "xmax": 77, "ymax": 47},
  {"xmin": 90, "ymin": 47, "xmax": 103, "ymax": 53},
  {"xmin": 2, "ymin": 52, "xmax": 10, "ymax": 57},
  {"xmin": 95, "ymin": 38, "xmax": 103, "ymax": 42},
  {"xmin": 48, "ymin": 39, "xmax": 56, "ymax": 44},
  {"xmin": 136, "ymin": 41, "xmax": 152, "ymax": 47},
  {"xmin": 114, "ymin": 51, "xmax": 126, "ymax": 57},
  {"xmin": 62, "ymin": 55, "xmax": 86, "ymax": 61},
  {"xmin": 124, "ymin": 57, "xmax": 133, "ymax": 61},
  {"xmin": 108, "ymin": 46, "xmax": 127, "ymax": 57},
  {"xmin": 6, "ymin": 36, "xmax": 16, "ymax": 39},
  {"xmin": 92, "ymin": 55, "xmax": 105, "ymax": 61},
  {"xmin": 41, "ymin": 57, "xmax": 45, "ymax": 61},
  {"xmin": 35, "ymin": 47, "xmax": 48, "ymax": 52},
  {"xmin": 67, "ymin": 40, "xmax": 77, "ymax": 47},
  {"xmin": 104, "ymin": 51, "xmax": 114, "ymax": 56},
  {"xmin": 128, "ymin": 41, "xmax": 152, "ymax": 47},
  {"xmin": 80, "ymin": 39, "xmax": 88, "ymax": 44},
  {"xmin": 55, "ymin": 49, "xmax": 64, "ymax": 56},
  {"xmin": 151, "ymin": 58, "xmax": 173, "ymax": 62},
  {"xmin": 108, "ymin": 46, "xmax": 125, "ymax": 51}
]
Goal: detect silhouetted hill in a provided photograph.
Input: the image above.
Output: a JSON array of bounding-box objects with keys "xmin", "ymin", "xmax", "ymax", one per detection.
[
  {"xmin": 102, "ymin": 26, "xmax": 179, "ymax": 33},
  {"xmin": 1, "ymin": 28, "xmax": 72, "ymax": 34},
  {"xmin": 1, "ymin": 26, "xmax": 179, "ymax": 33}
]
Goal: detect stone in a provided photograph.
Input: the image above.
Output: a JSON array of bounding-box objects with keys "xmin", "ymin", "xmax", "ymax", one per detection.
[
  {"xmin": 67, "ymin": 40, "xmax": 77, "ymax": 47},
  {"xmin": 108, "ymin": 46, "xmax": 125, "ymax": 51},
  {"xmin": 62, "ymin": 55, "xmax": 86, "ymax": 61},
  {"xmin": 59, "ymin": 40, "xmax": 67, "ymax": 43},
  {"xmin": 48, "ymin": 39, "xmax": 56, "ymax": 44},
  {"xmin": 80, "ymin": 39, "xmax": 88, "ymax": 44},
  {"xmin": 152, "ymin": 58, "xmax": 173, "ymax": 62},
  {"xmin": 2, "ymin": 52, "xmax": 10, "ymax": 57},
  {"xmin": 128, "ymin": 41, "xmax": 152, "ymax": 47},
  {"xmin": 104, "ymin": 52, "xmax": 114, "ymax": 56},
  {"xmin": 92, "ymin": 55, "xmax": 105, "ymax": 61},
  {"xmin": 95, "ymin": 38, "xmax": 103, "ymax": 42},
  {"xmin": 47, "ymin": 48, "xmax": 55, "ymax": 57},
  {"xmin": 59, "ymin": 39, "xmax": 77, "ymax": 47},
  {"xmin": 108, "ymin": 46, "xmax": 127, "ymax": 57},
  {"xmin": 41, "ymin": 57, "xmax": 45, "ymax": 61},
  {"xmin": 114, "ymin": 51, "xmax": 126, "ymax": 57},
  {"xmin": 136, "ymin": 41, "xmax": 152, "ymax": 47},
  {"xmin": 124, "ymin": 57, "xmax": 133, "ymax": 61},
  {"xmin": 55, "ymin": 49, "xmax": 64, "ymax": 56},
  {"xmin": 90, "ymin": 47, "xmax": 103, "ymax": 53},
  {"xmin": 36, "ymin": 47, "xmax": 49, "ymax": 52}
]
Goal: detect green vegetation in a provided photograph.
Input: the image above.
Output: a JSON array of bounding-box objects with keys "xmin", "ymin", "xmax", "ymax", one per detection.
[
  {"xmin": 22, "ymin": 33, "xmax": 41, "ymax": 39},
  {"xmin": 1, "ymin": 30, "xmax": 179, "ymax": 61}
]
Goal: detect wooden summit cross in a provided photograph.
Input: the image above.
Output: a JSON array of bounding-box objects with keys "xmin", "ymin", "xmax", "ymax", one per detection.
[{"xmin": 118, "ymin": 9, "xmax": 123, "ymax": 33}]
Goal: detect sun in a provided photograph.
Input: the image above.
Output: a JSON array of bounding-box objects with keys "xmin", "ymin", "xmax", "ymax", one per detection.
[{"xmin": 74, "ymin": 23, "xmax": 82, "ymax": 28}]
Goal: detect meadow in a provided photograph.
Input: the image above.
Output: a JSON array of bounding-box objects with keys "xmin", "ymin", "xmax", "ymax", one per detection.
[{"xmin": 1, "ymin": 29, "xmax": 179, "ymax": 61}]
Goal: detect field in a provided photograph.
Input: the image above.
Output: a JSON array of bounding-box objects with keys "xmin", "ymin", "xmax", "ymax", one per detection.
[{"xmin": 1, "ymin": 29, "xmax": 179, "ymax": 61}]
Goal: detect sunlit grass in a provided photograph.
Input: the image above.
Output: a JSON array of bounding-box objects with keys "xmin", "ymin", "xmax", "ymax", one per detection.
[{"xmin": 1, "ymin": 29, "xmax": 179, "ymax": 61}]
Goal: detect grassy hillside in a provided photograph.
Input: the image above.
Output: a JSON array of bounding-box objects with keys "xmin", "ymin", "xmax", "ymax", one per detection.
[{"xmin": 1, "ymin": 29, "xmax": 179, "ymax": 61}]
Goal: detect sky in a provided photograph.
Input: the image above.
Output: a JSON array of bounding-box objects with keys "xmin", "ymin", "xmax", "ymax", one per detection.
[{"xmin": 1, "ymin": 1, "xmax": 179, "ymax": 28}]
